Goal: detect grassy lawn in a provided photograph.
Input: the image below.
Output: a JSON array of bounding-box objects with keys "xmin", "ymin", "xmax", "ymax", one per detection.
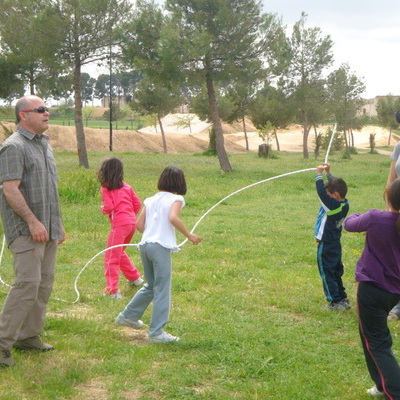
[
  {"xmin": 0, "ymin": 149, "xmax": 396, "ymax": 399},
  {"xmin": 48, "ymin": 118, "xmax": 144, "ymax": 131}
]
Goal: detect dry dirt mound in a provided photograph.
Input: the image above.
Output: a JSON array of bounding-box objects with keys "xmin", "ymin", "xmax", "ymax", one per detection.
[
  {"xmin": 0, "ymin": 118, "xmax": 395, "ymax": 154},
  {"xmin": 0, "ymin": 121, "xmax": 249, "ymax": 154}
]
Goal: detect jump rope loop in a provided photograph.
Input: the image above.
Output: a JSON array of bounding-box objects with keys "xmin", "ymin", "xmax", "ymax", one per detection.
[{"xmin": 0, "ymin": 125, "xmax": 337, "ymax": 303}]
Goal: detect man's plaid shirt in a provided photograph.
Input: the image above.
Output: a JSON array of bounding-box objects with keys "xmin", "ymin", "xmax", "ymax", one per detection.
[{"xmin": 0, "ymin": 126, "xmax": 63, "ymax": 245}]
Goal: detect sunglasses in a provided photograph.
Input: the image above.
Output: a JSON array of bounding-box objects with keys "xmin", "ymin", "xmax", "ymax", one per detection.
[{"xmin": 20, "ymin": 106, "xmax": 50, "ymax": 114}]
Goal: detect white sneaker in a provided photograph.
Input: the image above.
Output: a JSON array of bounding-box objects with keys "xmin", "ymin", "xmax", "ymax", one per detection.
[
  {"xmin": 149, "ymin": 331, "xmax": 180, "ymax": 343},
  {"xmin": 366, "ymin": 386, "xmax": 384, "ymax": 397},
  {"xmin": 115, "ymin": 313, "xmax": 144, "ymax": 329},
  {"xmin": 110, "ymin": 291, "xmax": 123, "ymax": 299},
  {"xmin": 130, "ymin": 278, "xmax": 144, "ymax": 286},
  {"xmin": 103, "ymin": 291, "xmax": 123, "ymax": 299}
]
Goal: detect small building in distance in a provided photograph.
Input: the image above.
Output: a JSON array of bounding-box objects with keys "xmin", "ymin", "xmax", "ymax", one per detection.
[{"xmin": 362, "ymin": 95, "xmax": 400, "ymax": 117}]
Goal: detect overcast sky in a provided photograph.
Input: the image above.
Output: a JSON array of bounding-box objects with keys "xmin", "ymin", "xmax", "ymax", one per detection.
[
  {"xmin": 262, "ymin": 0, "xmax": 400, "ymax": 98},
  {"xmin": 88, "ymin": 1, "xmax": 400, "ymax": 99}
]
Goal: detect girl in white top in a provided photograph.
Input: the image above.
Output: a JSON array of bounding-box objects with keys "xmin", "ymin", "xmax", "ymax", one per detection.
[{"xmin": 115, "ymin": 166, "xmax": 201, "ymax": 343}]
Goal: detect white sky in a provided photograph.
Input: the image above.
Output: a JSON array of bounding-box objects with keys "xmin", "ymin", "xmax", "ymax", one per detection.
[
  {"xmin": 86, "ymin": 0, "xmax": 400, "ymax": 99},
  {"xmin": 262, "ymin": 0, "xmax": 400, "ymax": 98}
]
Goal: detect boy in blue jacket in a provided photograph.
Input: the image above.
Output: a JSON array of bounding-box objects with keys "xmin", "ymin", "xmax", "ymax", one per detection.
[{"xmin": 314, "ymin": 163, "xmax": 349, "ymax": 310}]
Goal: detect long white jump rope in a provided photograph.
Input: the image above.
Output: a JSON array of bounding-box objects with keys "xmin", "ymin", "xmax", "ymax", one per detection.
[{"xmin": 0, "ymin": 125, "xmax": 337, "ymax": 303}]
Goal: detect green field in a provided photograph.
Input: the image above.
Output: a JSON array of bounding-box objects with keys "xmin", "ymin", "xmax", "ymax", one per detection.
[{"xmin": 0, "ymin": 149, "xmax": 395, "ymax": 399}]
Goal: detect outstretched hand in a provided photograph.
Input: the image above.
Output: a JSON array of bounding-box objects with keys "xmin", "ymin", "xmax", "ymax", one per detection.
[{"xmin": 188, "ymin": 233, "xmax": 201, "ymax": 245}]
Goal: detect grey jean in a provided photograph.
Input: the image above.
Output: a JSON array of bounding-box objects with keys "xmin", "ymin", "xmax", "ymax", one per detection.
[
  {"xmin": 121, "ymin": 242, "xmax": 172, "ymax": 337},
  {"xmin": 0, "ymin": 236, "xmax": 57, "ymax": 349}
]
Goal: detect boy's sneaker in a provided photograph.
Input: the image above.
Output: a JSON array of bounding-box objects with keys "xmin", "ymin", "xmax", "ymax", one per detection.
[
  {"xmin": 339, "ymin": 298, "xmax": 351, "ymax": 309},
  {"xmin": 13, "ymin": 336, "xmax": 54, "ymax": 351},
  {"xmin": 366, "ymin": 386, "xmax": 384, "ymax": 397},
  {"xmin": 149, "ymin": 331, "xmax": 180, "ymax": 343},
  {"xmin": 0, "ymin": 349, "xmax": 15, "ymax": 367},
  {"xmin": 130, "ymin": 278, "xmax": 144, "ymax": 287},
  {"xmin": 327, "ymin": 299, "xmax": 350, "ymax": 311},
  {"xmin": 115, "ymin": 313, "xmax": 144, "ymax": 329}
]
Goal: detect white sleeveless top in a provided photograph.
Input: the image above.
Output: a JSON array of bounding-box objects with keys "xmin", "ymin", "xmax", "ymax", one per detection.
[{"xmin": 139, "ymin": 191, "xmax": 185, "ymax": 252}]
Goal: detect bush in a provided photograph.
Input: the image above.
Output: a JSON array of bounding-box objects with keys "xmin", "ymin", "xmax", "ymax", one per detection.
[
  {"xmin": 341, "ymin": 149, "xmax": 352, "ymax": 159},
  {"xmin": 58, "ymin": 168, "xmax": 99, "ymax": 204},
  {"xmin": 349, "ymin": 146, "xmax": 358, "ymax": 155},
  {"xmin": 322, "ymin": 127, "xmax": 345, "ymax": 151},
  {"xmin": 0, "ymin": 106, "xmax": 14, "ymax": 121}
]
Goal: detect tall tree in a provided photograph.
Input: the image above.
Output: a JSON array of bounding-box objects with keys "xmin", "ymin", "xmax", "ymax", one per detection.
[
  {"xmin": 0, "ymin": 0, "xmax": 60, "ymax": 95},
  {"xmin": 283, "ymin": 12, "xmax": 333, "ymax": 159},
  {"xmin": 249, "ymin": 84, "xmax": 293, "ymax": 151},
  {"xmin": 190, "ymin": 86, "xmax": 236, "ymax": 151},
  {"xmin": 0, "ymin": 56, "xmax": 24, "ymax": 101},
  {"xmin": 164, "ymin": 0, "xmax": 284, "ymax": 172},
  {"xmin": 132, "ymin": 78, "xmax": 181, "ymax": 153},
  {"xmin": 36, "ymin": 0, "xmax": 131, "ymax": 168},
  {"xmin": 36, "ymin": 73, "xmax": 73, "ymax": 101},
  {"xmin": 117, "ymin": 0, "xmax": 183, "ymax": 152},
  {"xmin": 327, "ymin": 63, "xmax": 366, "ymax": 154},
  {"xmin": 225, "ymin": 80, "xmax": 259, "ymax": 151},
  {"xmin": 94, "ymin": 74, "xmax": 116, "ymax": 101},
  {"xmin": 114, "ymin": 71, "xmax": 142, "ymax": 104},
  {"xmin": 80, "ymin": 73, "xmax": 96, "ymax": 106},
  {"xmin": 376, "ymin": 95, "xmax": 400, "ymax": 146}
]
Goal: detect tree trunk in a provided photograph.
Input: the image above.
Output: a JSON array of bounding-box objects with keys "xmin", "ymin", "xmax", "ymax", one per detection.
[
  {"xmin": 242, "ymin": 116, "xmax": 249, "ymax": 151},
  {"xmin": 313, "ymin": 125, "xmax": 318, "ymax": 157},
  {"xmin": 205, "ymin": 70, "xmax": 232, "ymax": 172},
  {"xmin": 389, "ymin": 128, "xmax": 392, "ymax": 146},
  {"xmin": 74, "ymin": 62, "xmax": 89, "ymax": 168},
  {"xmin": 29, "ymin": 67, "xmax": 35, "ymax": 95},
  {"xmin": 302, "ymin": 110, "xmax": 309, "ymax": 159},
  {"xmin": 208, "ymin": 126, "xmax": 216, "ymax": 151},
  {"xmin": 274, "ymin": 128, "xmax": 280, "ymax": 151},
  {"xmin": 158, "ymin": 113, "xmax": 168, "ymax": 153},
  {"xmin": 343, "ymin": 128, "xmax": 350, "ymax": 156}
]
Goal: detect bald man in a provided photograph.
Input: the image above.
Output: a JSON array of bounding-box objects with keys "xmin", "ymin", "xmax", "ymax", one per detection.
[{"xmin": 0, "ymin": 95, "xmax": 64, "ymax": 367}]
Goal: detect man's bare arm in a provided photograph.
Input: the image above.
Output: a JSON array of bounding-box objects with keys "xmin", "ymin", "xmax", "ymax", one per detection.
[{"xmin": 3, "ymin": 180, "xmax": 48, "ymax": 243}]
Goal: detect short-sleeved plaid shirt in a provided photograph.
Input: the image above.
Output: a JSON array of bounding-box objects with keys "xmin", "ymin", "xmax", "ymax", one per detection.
[{"xmin": 0, "ymin": 126, "xmax": 63, "ymax": 245}]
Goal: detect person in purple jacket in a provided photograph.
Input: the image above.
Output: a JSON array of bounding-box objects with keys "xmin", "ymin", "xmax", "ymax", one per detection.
[
  {"xmin": 98, "ymin": 157, "xmax": 143, "ymax": 299},
  {"xmin": 344, "ymin": 178, "xmax": 400, "ymax": 399}
]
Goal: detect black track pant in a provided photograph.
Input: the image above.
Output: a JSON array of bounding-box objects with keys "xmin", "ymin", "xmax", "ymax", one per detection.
[{"xmin": 357, "ymin": 281, "xmax": 400, "ymax": 400}]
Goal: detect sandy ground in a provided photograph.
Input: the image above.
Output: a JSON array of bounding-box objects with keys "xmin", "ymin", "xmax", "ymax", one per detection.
[{"xmin": 0, "ymin": 114, "xmax": 396, "ymax": 154}]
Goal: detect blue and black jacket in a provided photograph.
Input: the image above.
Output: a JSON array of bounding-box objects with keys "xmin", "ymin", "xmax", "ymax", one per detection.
[{"xmin": 314, "ymin": 174, "xmax": 349, "ymax": 242}]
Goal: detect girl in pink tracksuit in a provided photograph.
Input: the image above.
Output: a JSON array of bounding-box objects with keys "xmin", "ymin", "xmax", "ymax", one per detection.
[{"xmin": 98, "ymin": 157, "xmax": 143, "ymax": 298}]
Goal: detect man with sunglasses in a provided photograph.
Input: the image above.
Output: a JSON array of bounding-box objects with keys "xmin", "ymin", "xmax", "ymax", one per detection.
[{"xmin": 0, "ymin": 95, "xmax": 64, "ymax": 367}]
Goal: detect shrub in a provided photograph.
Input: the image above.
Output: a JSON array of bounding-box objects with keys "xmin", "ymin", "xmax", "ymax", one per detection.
[{"xmin": 58, "ymin": 168, "xmax": 99, "ymax": 204}]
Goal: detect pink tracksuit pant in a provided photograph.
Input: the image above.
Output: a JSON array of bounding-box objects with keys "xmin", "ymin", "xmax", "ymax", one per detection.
[{"xmin": 104, "ymin": 224, "xmax": 141, "ymax": 294}]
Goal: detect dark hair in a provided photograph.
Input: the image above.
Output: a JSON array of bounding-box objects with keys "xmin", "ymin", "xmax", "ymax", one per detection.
[
  {"xmin": 325, "ymin": 177, "xmax": 347, "ymax": 199},
  {"xmin": 98, "ymin": 157, "xmax": 124, "ymax": 190},
  {"xmin": 158, "ymin": 166, "xmax": 187, "ymax": 195},
  {"xmin": 386, "ymin": 178, "xmax": 400, "ymax": 233}
]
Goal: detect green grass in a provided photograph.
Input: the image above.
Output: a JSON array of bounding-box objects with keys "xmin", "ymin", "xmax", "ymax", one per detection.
[
  {"xmin": 0, "ymin": 149, "xmax": 395, "ymax": 399},
  {"xmin": 48, "ymin": 118, "xmax": 144, "ymax": 130}
]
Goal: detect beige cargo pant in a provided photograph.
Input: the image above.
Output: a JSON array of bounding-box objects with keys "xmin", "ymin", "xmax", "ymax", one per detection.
[{"xmin": 0, "ymin": 236, "xmax": 57, "ymax": 350}]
